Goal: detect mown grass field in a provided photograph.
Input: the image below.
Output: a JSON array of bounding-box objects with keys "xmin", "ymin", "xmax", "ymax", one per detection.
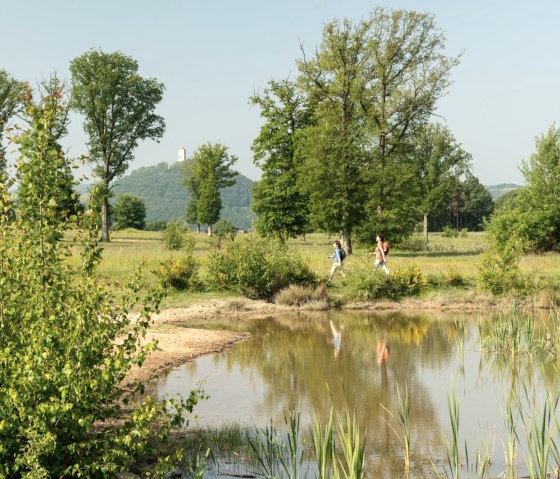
[{"xmin": 81, "ymin": 229, "xmax": 560, "ymax": 307}]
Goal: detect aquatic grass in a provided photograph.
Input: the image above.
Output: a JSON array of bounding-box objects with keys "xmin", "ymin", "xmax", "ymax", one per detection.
[
  {"xmin": 333, "ymin": 408, "xmax": 366, "ymax": 479},
  {"xmin": 435, "ymin": 379, "xmax": 461, "ymax": 479},
  {"xmin": 380, "ymin": 383, "xmax": 411, "ymax": 473},
  {"xmin": 520, "ymin": 391, "xmax": 560, "ymax": 479},
  {"xmin": 311, "ymin": 408, "xmax": 335, "ymax": 479},
  {"xmin": 502, "ymin": 398, "xmax": 520, "ymax": 478},
  {"xmin": 247, "ymin": 419, "xmax": 284, "ymax": 479}
]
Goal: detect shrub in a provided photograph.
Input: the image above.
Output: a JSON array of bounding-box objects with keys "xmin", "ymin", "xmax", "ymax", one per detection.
[
  {"xmin": 146, "ymin": 220, "xmax": 167, "ymax": 231},
  {"xmin": 352, "ymin": 266, "xmax": 427, "ymax": 300},
  {"xmin": 154, "ymin": 255, "xmax": 200, "ymax": 290},
  {"xmin": 0, "ymin": 86, "xmax": 201, "ymax": 476},
  {"xmin": 114, "ymin": 193, "xmax": 146, "ymax": 230},
  {"xmin": 442, "ymin": 225, "xmax": 458, "ymax": 238},
  {"xmin": 476, "ymin": 238, "xmax": 537, "ymax": 296},
  {"xmin": 397, "ymin": 235, "xmax": 426, "ymax": 252},
  {"xmin": 459, "ymin": 228, "xmax": 468, "ymax": 238},
  {"xmin": 163, "ymin": 222, "xmax": 196, "ymax": 250},
  {"xmin": 207, "ymin": 234, "xmax": 317, "ymax": 299},
  {"xmin": 445, "ymin": 267, "xmax": 469, "ymax": 287},
  {"xmin": 275, "ymin": 284, "xmax": 331, "ymax": 308}
]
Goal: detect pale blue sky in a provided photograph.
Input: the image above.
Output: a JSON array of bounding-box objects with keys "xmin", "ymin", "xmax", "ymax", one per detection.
[{"xmin": 2, "ymin": 0, "xmax": 559, "ymax": 185}]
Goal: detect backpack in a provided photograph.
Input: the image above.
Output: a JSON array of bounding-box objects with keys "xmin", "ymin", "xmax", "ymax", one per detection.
[
  {"xmin": 383, "ymin": 241, "xmax": 390, "ymax": 256},
  {"xmin": 340, "ymin": 248, "xmax": 346, "ymax": 261}
]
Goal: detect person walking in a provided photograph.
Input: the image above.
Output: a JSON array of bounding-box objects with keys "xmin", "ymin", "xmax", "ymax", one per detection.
[
  {"xmin": 326, "ymin": 240, "xmax": 346, "ymax": 283},
  {"xmin": 370, "ymin": 234, "xmax": 390, "ymax": 274}
]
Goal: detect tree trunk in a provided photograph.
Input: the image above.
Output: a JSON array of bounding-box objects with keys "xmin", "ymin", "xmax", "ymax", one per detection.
[
  {"xmin": 342, "ymin": 229, "xmax": 352, "ymax": 254},
  {"xmin": 196, "ymin": 223, "xmax": 200, "ymax": 234},
  {"xmin": 208, "ymin": 224, "xmax": 213, "ymax": 237},
  {"xmin": 423, "ymin": 213, "xmax": 429, "ymax": 243},
  {"xmin": 101, "ymin": 197, "xmax": 110, "ymax": 242}
]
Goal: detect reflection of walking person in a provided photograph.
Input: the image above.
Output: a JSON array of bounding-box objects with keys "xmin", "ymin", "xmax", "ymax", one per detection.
[
  {"xmin": 326, "ymin": 240, "xmax": 346, "ymax": 283},
  {"xmin": 370, "ymin": 234, "xmax": 390, "ymax": 275},
  {"xmin": 329, "ymin": 320, "xmax": 342, "ymax": 358},
  {"xmin": 376, "ymin": 340, "xmax": 390, "ymax": 365}
]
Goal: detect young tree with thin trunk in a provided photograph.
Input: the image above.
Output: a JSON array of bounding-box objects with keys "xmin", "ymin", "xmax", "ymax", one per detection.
[
  {"xmin": 183, "ymin": 143, "xmax": 238, "ymax": 236},
  {"xmin": 415, "ymin": 123, "xmax": 471, "ymax": 242},
  {"xmin": 70, "ymin": 49, "xmax": 165, "ymax": 242}
]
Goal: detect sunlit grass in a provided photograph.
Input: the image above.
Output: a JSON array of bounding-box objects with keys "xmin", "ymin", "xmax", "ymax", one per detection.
[{"xmin": 63, "ymin": 229, "xmax": 560, "ymax": 307}]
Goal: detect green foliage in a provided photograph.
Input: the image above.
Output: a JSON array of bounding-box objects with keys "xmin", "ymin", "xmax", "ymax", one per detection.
[
  {"xmin": 163, "ymin": 222, "xmax": 195, "ymax": 251},
  {"xmin": 352, "ymin": 266, "xmax": 427, "ymax": 300},
  {"xmin": 145, "ymin": 220, "xmax": 167, "ymax": 231},
  {"xmin": 0, "ymin": 69, "xmax": 22, "ymax": 173},
  {"xmin": 183, "ymin": 143, "xmax": 238, "ymax": 233},
  {"xmin": 154, "ymin": 255, "xmax": 200, "ymax": 290},
  {"xmin": 396, "ymin": 236, "xmax": 427, "ymax": 252},
  {"xmin": 476, "ymin": 236, "xmax": 537, "ymax": 296},
  {"xmin": 250, "ymin": 79, "xmax": 311, "ymax": 241},
  {"xmin": 207, "ymin": 234, "xmax": 317, "ymax": 299},
  {"xmin": 297, "ymin": 9, "xmax": 459, "ymax": 249},
  {"xmin": 0, "ymin": 85, "xmax": 200, "ymax": 476},
  {"xmin": 486, "ymin": 125, "xmax": 560, "ymax": 252},
  {"xmin": 114, "ymin": 193, "xmax": 146, "ymax": 230},
  {"xmin": 70, "ymin": 48, "xmax": 165, "ymax": 241},
  {"xmin": 442, "ymin": 225, "xmax": 458, "ymax": 238}
]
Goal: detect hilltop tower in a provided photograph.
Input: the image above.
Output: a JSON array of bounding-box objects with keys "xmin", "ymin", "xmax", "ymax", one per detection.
[{"xmin": 169, "ymin": 147, "xmax": 187, "ymax": 169}]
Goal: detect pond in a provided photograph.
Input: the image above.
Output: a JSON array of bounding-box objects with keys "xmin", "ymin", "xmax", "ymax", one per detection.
[{"xmin": 153, "ymin": 310, "xmax": 560, "ymax": 478}]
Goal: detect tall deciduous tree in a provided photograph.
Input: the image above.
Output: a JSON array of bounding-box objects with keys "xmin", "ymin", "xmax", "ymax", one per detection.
[
  {"xmin": 297, "ymin": 9, "xmax": 460, "ymax": 250},
  {"xmin": 414, "ymin": 123, "xmax": 471, "ymax": 242},
  {"xmin": 183, "ymin": 143, "xmax": 238, "ymax": 236},
  {"xmin": 0, "ymin": 69, "xmax": 22, "ymax": 175},
  {"xmin": 297, "ymin": 18, "xmax": 371, "ymax": 253},
  {"xmin": 250, "ymin": 79, "xmax": 312, "ymax": 242},
  {"xmin": 359, "ymin": 8, "xmax": 460, "ymax": 244},
  {"xmin": 70, "ymin": 49, "xmax": 165, "ymax": 241}
]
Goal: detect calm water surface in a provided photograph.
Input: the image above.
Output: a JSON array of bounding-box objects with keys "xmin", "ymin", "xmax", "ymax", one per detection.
[{"xmin": 154, "ymin": 311, "xmax": 559, "ymax": 478}]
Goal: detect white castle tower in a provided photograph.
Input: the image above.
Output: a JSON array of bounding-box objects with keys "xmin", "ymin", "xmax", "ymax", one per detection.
[
  {"xmin": 169, "ymin": 147, "xmax": 187, "ymax": 169},
  {"xmin": 177, "ymin": 147, "xmax": 186, "ymax": 162}
]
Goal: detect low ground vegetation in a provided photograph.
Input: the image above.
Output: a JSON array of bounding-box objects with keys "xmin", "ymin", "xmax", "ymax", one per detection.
[{"xmin": 82, "ymin": 229, "xmax": 560, "ymax": 307}]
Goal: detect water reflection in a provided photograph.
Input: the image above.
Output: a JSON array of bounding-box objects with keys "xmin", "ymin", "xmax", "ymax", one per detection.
[{"xmin": 154, "ymin": 310, "xmax": 559, "ymax": 478}]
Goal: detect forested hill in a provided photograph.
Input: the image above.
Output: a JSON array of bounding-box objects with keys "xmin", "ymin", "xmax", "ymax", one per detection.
[
  {"xmin": 486, "ymin": 183, "xmax": 523, "ymax": 200},
  {"xmin": 110, "ymin": 162, "xmax": 254, "ymax": 229}
]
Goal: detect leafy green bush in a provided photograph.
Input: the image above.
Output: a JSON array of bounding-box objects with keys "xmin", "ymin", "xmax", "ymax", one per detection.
[
  {"xmin": 352, "ymin": 266, "xmax": 427, "ymax": 300},
  {"xmin": 114, "ymin": 193, "xmax": 146, "ymax": 230},
  {"xmin": 445, "ymin": 267, "xmax": 469, "ymax": 287},
  {"xmin": 476, "ymin": 237, "xmax": 537, "ymax": 296},
  {"xmin": 163, "ymin": 222, "xmax": 196, "ymax": 250},
  {"xmin": 145, "ymin": 220, "xmax": 167, "ymax": 231},
  {"xmin": 459, "ymin": 228, "xmax": 468, "ymax": 238},
  {"xmin": 396, "ymin": 236, "xmax": 426, "ymax": 252},
  {"xmin": 154, "ymin": 255, "xmax": 200, "ymax": 290},
  {"xmin": 0, "ymin": 82, "xmax": 201, "ymax": 477},
  {"xmin": 207, "ymin": 234, "xmax": 317, "ymax": 299},
  {"xmin": 442, "ymin": 225, "xmax": 458, "ymax": 238}
]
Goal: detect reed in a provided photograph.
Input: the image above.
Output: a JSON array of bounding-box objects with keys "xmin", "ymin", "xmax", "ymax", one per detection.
[
  {"xmin": 333, "ymin": 408, "xmax": 366, "ymax": 479},
  {"xmin": 520, "ymin": 391, "xmax": 560, "ymax": 479},
  {"xmin": 310, "ymin": 408, "xmax": 335, "ymax": 479},
  {"xmin": 380, "ymin": 382, "xmax": 411, "ymax": 472},
  {"xmin": 440, "ymin": 380, "xmax": 461, "ymax": 479}
]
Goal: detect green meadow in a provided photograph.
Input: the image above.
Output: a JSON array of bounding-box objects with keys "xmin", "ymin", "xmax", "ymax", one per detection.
[{"xmin": 82, "ymin": 229, "xmax": 560, "ymax": 308}]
